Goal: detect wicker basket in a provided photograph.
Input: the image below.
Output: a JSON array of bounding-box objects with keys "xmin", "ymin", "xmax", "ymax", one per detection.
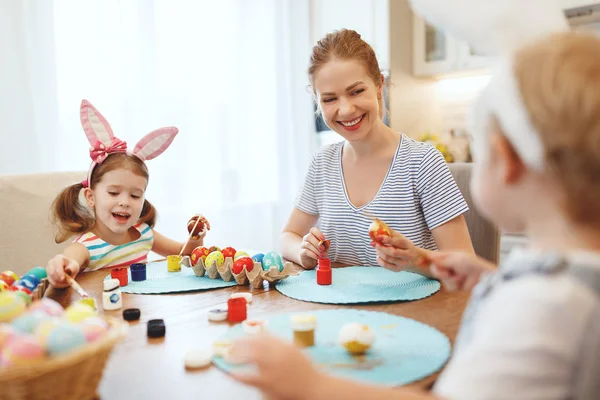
[{"xmin": 0, "ymin": 317, "xmax": 128, "ymax": 400}]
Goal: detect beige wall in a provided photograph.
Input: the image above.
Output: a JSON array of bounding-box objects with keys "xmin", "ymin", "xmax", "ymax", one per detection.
[{"xmin": 388, "ymin": 0, "xmax": 442, "ymax": 139}]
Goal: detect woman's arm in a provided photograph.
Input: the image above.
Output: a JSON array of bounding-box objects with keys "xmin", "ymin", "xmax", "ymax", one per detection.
[
  {"xmin": 431, "ymin": 214, "xmax": 474, "ymax": 254},
  {"xmin": 280, "ymin": 208, "xmax": 320, "ymax": 269},
  {"xmin": 151, "ymin": 230, "xmax": 203, "ymax": 257}
]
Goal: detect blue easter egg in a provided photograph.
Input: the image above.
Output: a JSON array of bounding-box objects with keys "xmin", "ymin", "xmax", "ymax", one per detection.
[
  {"xmin": 261, "ymin": 251, "xmax": 284, "ymax": 272},
  {"xmin": 11, "ymin": 311, "xmax": 50, "ymax": 334},
  {"xmin": 251, "ymin": 253, "xmax": 265, "ymax": 263},
  {"xmin": 47, "ymin": 323, "xmax": 87, "ymax": 355},
  {"xmin": 14, "ymin": 278, "xmax": 36, "ymax": 291},
  {"xmin": 23, "ymin": 274, "xmax": 40, "ymax": 288}
]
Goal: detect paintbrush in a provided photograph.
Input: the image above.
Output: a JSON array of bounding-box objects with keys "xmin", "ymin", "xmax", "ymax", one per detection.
[
  {"xmin": 179, "ymin": 215, "xmax": 203, "ymax": 257},
  {"xmin": 65, "ymin": 274, "xmax": 90, "ymax": 298}
]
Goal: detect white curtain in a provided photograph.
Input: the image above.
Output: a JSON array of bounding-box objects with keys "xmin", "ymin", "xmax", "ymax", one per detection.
[{"xmin": 0, "ymin": 0, "xmax": 317, "ymax": 253}]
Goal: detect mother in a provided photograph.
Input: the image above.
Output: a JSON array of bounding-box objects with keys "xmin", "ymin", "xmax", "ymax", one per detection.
[{"xmin": 281, "ymin": 29, "xmax": 474, "ymax": 273}]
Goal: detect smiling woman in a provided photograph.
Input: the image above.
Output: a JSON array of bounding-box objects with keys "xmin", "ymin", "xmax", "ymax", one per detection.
[{"xmin": 280, "ymin": 29, "xmax": 474, "ymax": 272}]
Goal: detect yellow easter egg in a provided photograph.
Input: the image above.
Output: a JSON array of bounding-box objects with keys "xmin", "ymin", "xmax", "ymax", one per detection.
[
  {"xmin": 234, "ymin": 251, "xmax": 250, "ymax": 261},
  {"xmin": 205, "ymin": 251, "xmax": 225, "ymax": 268},
  {"xmin": 64, "ymin": 302, "xmax": 97, "ymax": 323}
]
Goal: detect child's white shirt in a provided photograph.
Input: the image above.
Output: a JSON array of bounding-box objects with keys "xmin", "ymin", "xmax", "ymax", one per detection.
[{"xmin": 434, "ymin": 249, "xmax": 600, "ymax": 400}]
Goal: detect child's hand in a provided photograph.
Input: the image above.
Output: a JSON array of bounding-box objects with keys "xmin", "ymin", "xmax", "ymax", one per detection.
[
  {"xmin": 228, "ymin": 333, "xmax": 323, "ymax": 400},
  {"xmin": 187, "ymin": 214, "xmax": 210, "ymax": 239},
  {"xmin": 428, "ymin": 252, "xmax": 496, "ymax": 291},
  {"xmin": 300, "ymin": 227, "xmax": 328, "ymax": 269},
  {"xmin": 372, "ymin": 230, "xmax": 418, "ymax": 272},
  {"xmin": 46, "ymin": 255, "xmax": 80, "ymax": 288}
]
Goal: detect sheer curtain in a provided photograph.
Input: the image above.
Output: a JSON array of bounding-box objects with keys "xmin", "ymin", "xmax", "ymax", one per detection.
[{"xmin": 0, "ymin": 0, "xmax": 317, "ymax": 252}]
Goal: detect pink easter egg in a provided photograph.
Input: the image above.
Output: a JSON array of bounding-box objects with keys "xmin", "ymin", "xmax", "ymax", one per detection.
[
  {"xmin": 79, "ymin": 316, "xmax": 109, "ymax": 343},
  {"xmin": 28, "ymin": 298, "xmax": 65, "ymax": 317},
  {"xmin": 1, "ymin": 334, "xmax": 45, "ymax": 366}
]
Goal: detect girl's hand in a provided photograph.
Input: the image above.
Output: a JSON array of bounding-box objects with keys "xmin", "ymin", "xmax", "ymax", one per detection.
[
  {"xmin": 46, "ymin": 254, "xmax": 80, "ymax": 289},
  {"xmin": 300, "ymin": 227, "xmax": 329, "ymax": 269},
  {"xmin": 373, "ymin": 230, "xmax": 418, "ymax": 272},
  {"xmin": 187, "ymin": 214, "xmax": 210, "ymax": 239},
  {"xmin": 228, "ymin": 333, "xmax": 323, "ymax": 400},
  {"xmin": 428, "ymin": 251, "xmax": 496, "ymax": 291}
]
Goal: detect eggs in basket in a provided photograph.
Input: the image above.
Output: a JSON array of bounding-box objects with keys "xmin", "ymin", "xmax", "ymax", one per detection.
[{"xmin": 181, "ymin": 247, "xmax": 298, "ymax": 288}]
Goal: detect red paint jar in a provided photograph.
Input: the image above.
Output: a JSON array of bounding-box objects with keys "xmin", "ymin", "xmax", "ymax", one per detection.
[
  {"xmin": 111, "ymin": 267, "xmax": 129, "ymax": 287},
  {"xmin": 316, "ymin": 258, "xmax": 332, "ymax": 285},
  {"xmin": 227, "ymin": 298, "xmax": 247, "ymax": 323}
]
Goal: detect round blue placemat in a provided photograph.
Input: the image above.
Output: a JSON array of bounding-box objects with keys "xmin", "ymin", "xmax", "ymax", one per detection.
[
  {"xmin": 213, "ymin": 309, "xmax": 451, "ymax": 386},
  {"xmin": 104, "ymin": 261, "xmax": 237, "ymax": 294},
  {"xmin": 275, "ymin": 267, "xmax": 440, "ymax": 304}
]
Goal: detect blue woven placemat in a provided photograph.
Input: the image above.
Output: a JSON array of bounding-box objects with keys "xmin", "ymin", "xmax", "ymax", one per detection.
[
  {"xmin": 103, "ymin": 261, "xmax": 237, "ymax": 294},
  {"xmin": 275, "ymin": 266, "xmax": 440, "ymax": 304},
  {"xmin": 213, "ymin": 309, "xmax": 451, "ymax": 386}
]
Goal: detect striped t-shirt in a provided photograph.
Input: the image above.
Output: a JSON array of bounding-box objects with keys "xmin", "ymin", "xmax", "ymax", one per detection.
[
  {"xmin": 295, "ymin": 135, "xmax": 469, "ymax": 266},
  {"xmin": 74, "ymin": 223, "xmax": 154, "ymax": 271}
]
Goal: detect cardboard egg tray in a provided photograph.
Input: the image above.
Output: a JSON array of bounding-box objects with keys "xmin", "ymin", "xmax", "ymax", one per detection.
[{"xmin": 180, "ymin": 256, "xmax": 298, "ymax": 288}]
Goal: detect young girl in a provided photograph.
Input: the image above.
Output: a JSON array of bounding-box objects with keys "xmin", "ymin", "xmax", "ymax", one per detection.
[
  {"xmin": 46, "ymin": 100, "xmax": 209, "ymax": 288},
  {"xmin": 283, "ymin": 29, "xmax": 473, "ymax": 274},
  {"xmin": 225, "ymin": 7, "xmax": 600, "ymax": 400}
]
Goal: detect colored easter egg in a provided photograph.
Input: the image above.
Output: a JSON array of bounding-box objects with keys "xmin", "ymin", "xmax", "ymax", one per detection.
[
  {"xmin": 80, "ymin": 316, "xmax": 109, "ymax": 343},
  {"xmin": 191, "ymin": 246, "xmax": 210, "ymax": 265},
  {"xmin": 208, "ymin": 246, "xmax": 221, "ymax": 253},
  {"xmin": 339, "ymin": 323, "xmax": 375, "ymax": 355},
  {"xmin": 14, "ymin": 278, "xmax": 36, "ymax": 292},
  {"xmin": 1, "ymin": 334, "xmax": 45, "ymax": 366},
  {"xmin": 0, "ymin": 272, "xmax": 18, "ymax": 286},
  {"xmin": 261, "ymin": 251, "xmax": 284, "ymax": 272},
  {"xmin": 35, "ymin": 318, "xmax": 62, "ymax": 345},
  {"xmin": 232, "ymin": 257, "xmax": 255, "ymax": 275},
  {"xmin": 205, "ymin": 251, "xmax": 225, "ymax": 268},
  {"xmin": 64, "ymin": 302, "xmax": 96, "ymax": 323},
  {"xmin": 251, "ymin": 253, "xmax": 265, "ymax": 263},
  {"xmin": 29, "ymin": 298, "xmax": 65, "ymax": 317},
  {"xmin": 0, "ymin": 324, "xmax": 17, "ymax": 350},
  {"xmin": 22, "ymin": 274, "xmax": 41, "ymax": 288},
  {"xmin": 0, "ymin": 280, "xmax": 8, "ymax": 292},
  {"xmin": 0, "ymin": 292, "xmax": 27, "ymax": 323},
  {"xmin": 26, "ymin": 266, "xmax": 48, "ymax": 281},
  {"xmin": 15, "ymin": 290, "xmax": 32, "ymax": 305},
  {"xmin": 221, "ymin": 247, "xmax": 237, "ymax": 259},
  {"xmin": 234, "ymin": 251, "xmax": 249, "ymax": 261},
  {"xmin": 46, "ymin": 323, "xmax": 86, "ymax": 355},
  {"xmin": 11, "ymin": 311, "xmax": 50, "ymax": 334}
]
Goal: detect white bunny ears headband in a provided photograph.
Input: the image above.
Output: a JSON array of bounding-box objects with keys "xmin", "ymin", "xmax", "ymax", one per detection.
[
  {"xmin": 409, "ymin": 0, "xmax": 569, "ymax": 170},
  {"xmin": 80, "ymin": 100, "xmax": 178, "ymax": 187}
]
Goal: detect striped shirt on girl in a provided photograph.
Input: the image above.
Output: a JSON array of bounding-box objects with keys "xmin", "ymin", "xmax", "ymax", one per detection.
[
  {"xmin": 74, "ymin": 222, "xmax": 154, "ymax": 271},
  {"xmin": 295, "ymin": 135, "xmax": 469, "ymax": 267}
]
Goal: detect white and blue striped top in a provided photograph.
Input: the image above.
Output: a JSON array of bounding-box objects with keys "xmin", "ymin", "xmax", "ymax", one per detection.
[{"xmin": 294, "ymin": 135, "xmax": 469, "ymax": 266}]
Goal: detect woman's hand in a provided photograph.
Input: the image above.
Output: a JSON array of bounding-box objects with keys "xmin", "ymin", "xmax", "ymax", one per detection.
[
  {"xmin": 228, "ymin": 333, "xmax": 323, "ymax": 400},
  {"xmin": 428, "ymin": 251, "xmax": 496, "ymax": 291},
  {"xmin": 300, "ymin": 227, "xmax": 329, "ymax": 269},
  {"xmin": 373, "ymin": 231, "xmax": 420, "ymax": 272},
  {"xmin": 187, "ymin": 214, "xmax": 210, "ymax": 239},
  {"xmin": 46, "ymin": 254, "xmax": 80, "ymax": 288}
]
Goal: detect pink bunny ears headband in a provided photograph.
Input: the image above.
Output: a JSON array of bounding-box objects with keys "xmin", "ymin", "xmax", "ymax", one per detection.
[{"xmin": 80, "ymin": 100, "xmax": 178, "ymax": 187}]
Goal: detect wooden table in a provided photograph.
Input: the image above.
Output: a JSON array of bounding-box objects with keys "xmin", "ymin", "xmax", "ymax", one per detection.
[{"xmin": 45, "ymin": 265, "xmax": 469, "ymax": 399}]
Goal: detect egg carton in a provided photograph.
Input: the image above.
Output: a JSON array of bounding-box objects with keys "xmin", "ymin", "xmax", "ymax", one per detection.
[{"xmin": 180, "ymin": 256, "xmax": 298, "ymax": 288}]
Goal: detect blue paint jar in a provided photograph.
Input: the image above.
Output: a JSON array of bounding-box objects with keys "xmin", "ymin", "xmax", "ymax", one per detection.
[{"xmin": 130, "ymin": 263, "xmax": 147, "ymax": 282}]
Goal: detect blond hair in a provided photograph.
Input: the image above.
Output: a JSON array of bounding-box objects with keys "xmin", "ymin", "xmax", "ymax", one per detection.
[{"xmin": 514, "ymin": 31, "xmax": 600, "ymax": 226}]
